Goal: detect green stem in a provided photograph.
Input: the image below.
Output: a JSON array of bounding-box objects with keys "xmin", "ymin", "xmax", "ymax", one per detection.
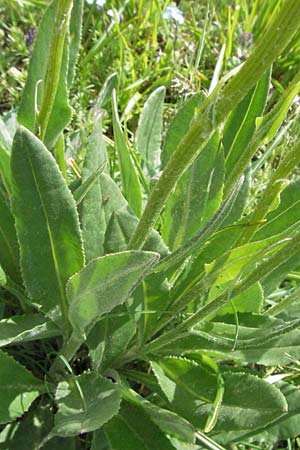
[
  {"xmin": 128, "ymin": 0, "xmax": 300, "ymax": 250},
  {"xmin": 266, "ymin": 286, "xmax": 300, "ymax": 317},
  {"xmin": 37, "ymin": 0, "xmax": 73, "ymax": 142},
  {"xmin": 238, "ymin": 139, "xmax": 300, "ymax": 245},
  {"xmin": 49, "ymin": 332, "xmax": 82, "ymax": 379},
  {"xmin": 145, "ymin": 231, "xmax": 300, "ymax": 354}
]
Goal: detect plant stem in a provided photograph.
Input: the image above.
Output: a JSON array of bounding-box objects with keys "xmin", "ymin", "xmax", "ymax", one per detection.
[
  {"xmin": 238, "ymin": 139, "xmax": 300, "ymax": 245},
  {"xmin": 37, "ymin": 0, "xmax": 73, "ymax": 142},
  {"xmin": 128, "ymin": 0, "xmax": 300, "ymax": 250},
  {"xmin": 145, "ymin": 231, "xmax": 300, "ymax": 354}
]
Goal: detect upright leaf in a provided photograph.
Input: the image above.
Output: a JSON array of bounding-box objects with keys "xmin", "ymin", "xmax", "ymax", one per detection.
[
  {"xmin": 67, "ymin": 251, "xmax": 159, "ymax": 336},
  {"xmin": 163, "ymin": 132, "xmax": 224, "ymax": 250},
  {"xmin": 18, "ymin": 0, "xmax": 83, "ymax": 150},
  {"xmin": 0, "ymin": 350, "xmax": 44, "ymax": 424},
  {"xmin": 223, "ymin": 69, "xmax": 271, "ymax": 177},
  {"xmin": 11, "ymin": 127, "xmax": 84, "ymax": 330},
  {"xmin": 136, "ymin": 86, "xmax": 165, "ymax": 178},
  {"xmin": 52, "ymin": 372, "xmax": 121, "ymax": 436},
  {"xmin": 161, "ymin": 94, "xmax": 204, "ymax": 168},
  {"xmin": 67, "ymin": 0, "xmax": 84, "ymax": 88},
  {"xmin": 80, "ymin": 116, "xmax": 107, "ymax": 261},
  {"xmin": 112, "ymin": 90, "xmax": 142, "ymax": 217}
]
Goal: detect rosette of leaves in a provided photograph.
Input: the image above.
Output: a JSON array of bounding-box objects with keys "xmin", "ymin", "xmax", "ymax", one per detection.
[{"xmin": 1, "ymin": 0, "xmax": 300, "ymax": 448}]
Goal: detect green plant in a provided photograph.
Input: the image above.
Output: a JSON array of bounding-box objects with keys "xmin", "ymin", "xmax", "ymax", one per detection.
[{"xmin": 1, "ymin": 0, "xmax": 300, "ymax": 449}]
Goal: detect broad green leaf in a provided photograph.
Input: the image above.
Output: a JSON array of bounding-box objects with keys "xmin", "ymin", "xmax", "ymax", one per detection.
[
  {"xmin": 161, "ymin": 94, "xmax": 204, "ymax": 168},
  {"xmin": 103, "ymin": 209, "xmax": 170, "ymax": 340},
  {"xmin": 136, "ymin": 86, "xmax": 165, "ymax": 178},
  {"xmin": 121, "ymin": 385, "xmax": 195, "ymax": 443},
  {"xmin": 67, "ymin": 251, "xmax": 159, "ymax": 336},
  {"xmin": 11, "ymin": 127, "xmax": 84, "ymax": 327},
  {"xmin": 235, "ymin": 382, "xmax": 300, "ymax": 444},
  {"xmin": 52, "ymin": 372, "xmax": 121, "ymax": 436},
  {"xmin": 153, "ymin": 357, "xmax": 287, "ymax": 431},
  {"xmin": 112, "ymin": 90, "xmax": 142, "ymax": 217},
  {"xmin": 0, "ymin": 350, "xmax": 44, "ymax": 424},
  {"xmin": 0, "ymin": 189, "xmax": 20, "ymax": 282},
  {"xmin": 0, "ymin": 314, "xmax": 60, "ymax": 347},
  {"xmin": 223, "ymin": 69, "xmax": 270, "ymax": 177},
  {"xmin": 101, "ymin": 403, "xmax": 177, "ymax": 450},
  {"xmin": 80, "ymin": 116, "xmax": 107, "ymax": 261},
  {"xmin": 163, "ymin": 132, "xmax": 224, "ymax": 250},
  {"xmin": 0, "ymin": 398, "xmax": 76, "ymax": 450},
  {"xmin": 87, "ymin": 305, "xmax": 136, "ymax": 371},
  {"xmin": 161, "ymin": 314, "xmax": 300, "ymax": 365}
]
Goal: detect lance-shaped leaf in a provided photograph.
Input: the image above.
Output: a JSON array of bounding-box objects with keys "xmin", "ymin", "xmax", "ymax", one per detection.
[
  {"xmin": 153, "ymin": 357, "xmax": 287, "ymax": 432},
  {"xmin": 18, "ymin": 0, "xmax": 83, "ymax": 150},
  {"xmin": 80, "ymin": 116, "xmax": 107, "ymax": 262},
  {"xmin": 163, "ymin": 131, "xmax": 224, "ymax": 250},
  {"xmin": 52, "ymin": 372, "xmax": 121, "ymax": 437},
  {"xmin": 67, "ymin": 251, "xmax": 159, "ymax": 336},
  {"xmin": 223, "ymin": 69, "xmax": 271, "ymax": 177},
  {"xmin": 0, "ymin": 350, "xmax": 45, "ymax": 424},
  {"xmin": 11, "ymin": 127, "xmax": 84, "ymax": 330},
  {"xmin": 136, "ymin": 86, "xmax": 165, "ymax": 178},
  {"xmin": 0, "ymin": 314, "xmax": 60, "ymax": 348},
  {"xmin": 161, "ymin": 94, "xmax": 204, "ymax": 168},
  {"xmin": 112, "ymin": 90, "xmax": 142, "ymax": 217}
]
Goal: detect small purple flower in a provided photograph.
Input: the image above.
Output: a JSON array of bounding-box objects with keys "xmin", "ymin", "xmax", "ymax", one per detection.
[
  {"xmin": 163, "ymin": 5, "xmax": 184, "ymax": 25},
  {"xmin": 25, "ymin": 27, "xmax": 36, "ymax": 49}
]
